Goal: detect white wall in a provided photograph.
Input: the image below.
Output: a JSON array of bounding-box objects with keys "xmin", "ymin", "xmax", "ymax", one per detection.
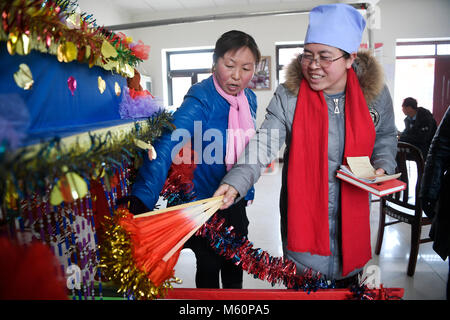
[
  {"xmin": 77, "ymin": 0, "xmax": 131, "ymax": 26},
  {"xmin": 118, "ymin": 0, "xmax": 449, "ymax": 128},
  {"xmin": 374, "ymin": 0, "xmax": 450, "ymax": 92}
]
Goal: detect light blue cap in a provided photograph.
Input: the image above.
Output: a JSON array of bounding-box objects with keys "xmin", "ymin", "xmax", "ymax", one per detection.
[{"xmin": 305, "ymin": 4, "xmax": 366, "ymax": 53}]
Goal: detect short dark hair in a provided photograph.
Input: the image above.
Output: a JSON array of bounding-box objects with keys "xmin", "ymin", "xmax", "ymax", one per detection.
[
  {"xmin": 402, "ymin": 97, "xmax": 418, "ymax": 110},
  {"xmin": 213, "ymin": 30, "xmax": 261, "ymax": 66}
]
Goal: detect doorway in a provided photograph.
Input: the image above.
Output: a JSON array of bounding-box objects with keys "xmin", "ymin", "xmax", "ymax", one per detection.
[{"xmin": 394, "ymin": 39, "xmax": 450, "ymax": 129}]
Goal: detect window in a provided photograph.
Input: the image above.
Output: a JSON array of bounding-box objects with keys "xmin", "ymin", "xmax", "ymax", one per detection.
[
  {"xmin": 394, "ymin": 39, "xmax": 450, "ymax": 130},
  {"xmin": 166, "ymin": 49, "xmax": 213, "ymax": 108},
  {"xmin": 395, "ymin": 44, "xmax": 435, "ymax": 57},
  {"xmin": 275, "ymin": 43, "xmax": 304, "ymax": 85}
]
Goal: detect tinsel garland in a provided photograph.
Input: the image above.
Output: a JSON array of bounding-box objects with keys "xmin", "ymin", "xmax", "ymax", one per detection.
[
  {"xmin": 99, "ymin": 208, "xmax": 181, "ymax": 300},
  {"xmin": 2, "ymin": 146, "xmax": 141, "ymax": 299},
  {"xmin": 95, "ymin": 145, "xmax": 376, "ymax": 300},
  {"xmin": 18, "ymin": 190, "xmax": 100, "ymax": 300},
  {"xmin": 0, "ymin": 0, "xmax": 146, "ymax": 76},
  {"xmin": 0, "ymin": 111, "xmax": 173, "ymax": 223},
  {"xmin": 196, "ymin": 214, "xmax": 375, "ymax": 299},
  {"xmin": 98, "ymin": 207, "xmax": 375, "ymax": 300},
  {"xmin": 160, "ymin": 146, "xmax": 198, "ymax": 207}
]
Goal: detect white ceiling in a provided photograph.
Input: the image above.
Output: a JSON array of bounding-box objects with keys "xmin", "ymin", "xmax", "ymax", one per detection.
[
  {"xmin": 77, "ymin": 0, "xmax": 370, "ymax": 27},
  {"xmin": 106, "ymin": 0, "xmax": 311, "ymax": 14},
  {"xmin": 76, "ymin": 0, "xmax": 378, "ymax": 29}
]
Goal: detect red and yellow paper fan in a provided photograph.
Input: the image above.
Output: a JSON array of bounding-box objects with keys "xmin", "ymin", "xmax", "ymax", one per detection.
[{"xmin": 100, "ymin": 195, "xmax": 223, "ymax": 299}]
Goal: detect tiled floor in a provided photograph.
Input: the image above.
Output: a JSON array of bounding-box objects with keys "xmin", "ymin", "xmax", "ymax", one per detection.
[{"xmin": 173, "ymin": 162, "xmax": 448, "ymax": 300}]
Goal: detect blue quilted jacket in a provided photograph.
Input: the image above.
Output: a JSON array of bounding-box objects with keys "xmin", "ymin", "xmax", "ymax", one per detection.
[{"xmin": 132, "ymin": 76, "xmax": 257, "ymax": 209}]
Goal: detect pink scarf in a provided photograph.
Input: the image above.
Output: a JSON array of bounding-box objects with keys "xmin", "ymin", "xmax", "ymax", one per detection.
[{"xmin": 213, "ymin": 75, "xmax": 256, "ymax": 171}]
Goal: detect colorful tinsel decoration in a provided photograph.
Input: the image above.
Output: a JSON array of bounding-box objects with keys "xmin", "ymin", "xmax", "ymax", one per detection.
[
  {"xmin": 0, "ymin": 0, "xmax": 149, "ymax": 77},
  {"xmin": 0, "ymin": 111, "xmax": 173, "ymax": 207},
  {"xmin": 96, "ymin": 205, "xmax": 377, "ymax": 300},
  {"xmin": 0, "ymin": 111, "xmax": 174, "ymax": 300},
  {"xmin": 0, "ymin": 160, "xmax": 134, "ymax": 300},
  {"xmin": 99, "ymin": 208, "xmax": 182, "ymax": 300},
  {"xmin": 99, "ymin": 197, "xmax": 224, "ymax": 300},
  {"xmin": 119, "ymin": 87, "xmax": 163, "ymax": 120},
  {"xmin": 196, "ymin": 214, "xmax": 374, "ymax": 299},
  {"xmin": 160, "ymin": 144, "xmax": 198, "ymax": 207}
]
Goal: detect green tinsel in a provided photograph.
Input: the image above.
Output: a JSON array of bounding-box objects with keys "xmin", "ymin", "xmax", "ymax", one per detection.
[{"xmin": 0, "ymin": 111, "xmax": 174, "ymax": 219}]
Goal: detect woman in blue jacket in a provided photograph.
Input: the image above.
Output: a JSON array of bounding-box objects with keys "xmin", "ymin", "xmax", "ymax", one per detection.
[{"xmin": 128, "ymin": 30, "xmax": 260, "ymax": 289}]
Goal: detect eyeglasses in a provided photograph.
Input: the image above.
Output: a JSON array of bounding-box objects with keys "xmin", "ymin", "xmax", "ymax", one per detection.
[{"xmin": 300, "ymin": 53, "xmax": 346, "ymax": 68}]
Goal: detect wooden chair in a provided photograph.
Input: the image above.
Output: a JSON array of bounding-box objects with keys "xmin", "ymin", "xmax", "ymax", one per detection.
[{"xmin": 374, "ymin": 142, "xmax": 432, "ymax": 276}]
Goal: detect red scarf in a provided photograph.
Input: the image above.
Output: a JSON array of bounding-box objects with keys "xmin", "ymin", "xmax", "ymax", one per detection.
[{"xmin": 287, "ymin": 68, "xmax": 375, "ymax": 276}]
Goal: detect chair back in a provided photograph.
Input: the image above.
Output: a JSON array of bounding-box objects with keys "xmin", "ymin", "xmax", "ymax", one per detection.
[
  {"xmin": 385, "ymin": 142, "xmax": 425, "ymax": 215},
  {"xmin": 376, "ymin": 142, "xmax": 432, "ymax": 277}
]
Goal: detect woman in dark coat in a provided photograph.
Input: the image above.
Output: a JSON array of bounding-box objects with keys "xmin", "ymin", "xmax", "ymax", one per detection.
[{"xmin": 420, "ymin": 106, "xmax": 450, "ymax": 300}]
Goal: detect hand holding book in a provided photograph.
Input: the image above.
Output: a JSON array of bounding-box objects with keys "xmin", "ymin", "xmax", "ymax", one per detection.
[
  {"xmin": 343, "ymin": 156, "xmax": 401, "ymax": 183},
  {"xmin": 336, "ymin": 156, "xmax": 406, "ymax": 197}
]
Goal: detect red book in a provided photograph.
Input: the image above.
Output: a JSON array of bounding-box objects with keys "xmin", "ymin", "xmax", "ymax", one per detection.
[{"xmin": 336, "ymin": 169, "xmax": 406, "ymax": 197}]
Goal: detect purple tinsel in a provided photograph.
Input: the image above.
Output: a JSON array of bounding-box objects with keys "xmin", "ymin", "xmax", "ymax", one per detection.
[{"xmin": 118, "ymin": 87, "xmax": 163, "ymax": 119}]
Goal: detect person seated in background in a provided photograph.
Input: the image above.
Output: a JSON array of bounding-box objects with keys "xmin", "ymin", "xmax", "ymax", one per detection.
[{"xmin": 399, "ymin": 97, "xmax": 437, "ymax": 157}]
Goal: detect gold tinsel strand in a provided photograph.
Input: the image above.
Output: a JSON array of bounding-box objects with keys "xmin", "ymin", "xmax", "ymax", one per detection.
[
  {"xmin": 99, "ymin": 210, "xmax": 181, "ymax": 300},
  {"xmin": 0, "ymin": 1, "xmax": 141, "ymax": 77}
]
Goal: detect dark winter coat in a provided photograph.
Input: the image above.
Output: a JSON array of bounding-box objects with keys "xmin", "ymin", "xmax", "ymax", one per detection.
[
  {"xmin": 399, "ymin": 107, "xmax": 437, "ymax": 158},
  {"xmin": 420, "ymin": 106, "xmax": 450, "ymax": 260}
]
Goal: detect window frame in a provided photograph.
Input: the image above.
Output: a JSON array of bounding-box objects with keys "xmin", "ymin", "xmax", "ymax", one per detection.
[
  {"xmin": 396, "ymin": 39, "xmax": 450, "ymax": 59},
  {"xmin": 166, "ymin": 48, "xmax": 213, "ymax": 106},
  {"xmin": 393, "ymin": 39, "xmax": 450, "ymax": 130},
  {"xmin": 275, "ymin": 43, "xmax": 304, "ymax": 85}
]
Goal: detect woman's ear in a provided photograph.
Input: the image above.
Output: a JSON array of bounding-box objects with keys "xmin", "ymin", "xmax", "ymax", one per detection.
[{"xmin": 346, "ymin": 52, "xmax": 357, "ymax": 69}]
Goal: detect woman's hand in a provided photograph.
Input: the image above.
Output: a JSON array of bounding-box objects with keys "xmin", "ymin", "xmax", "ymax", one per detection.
[
  {"xmin": 375, "ymin": 168, "xmax": 386, "ymax": 175},
  {"xmin": 214, "ymin": 184, "xmax": 238, "ymax": 210}
]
